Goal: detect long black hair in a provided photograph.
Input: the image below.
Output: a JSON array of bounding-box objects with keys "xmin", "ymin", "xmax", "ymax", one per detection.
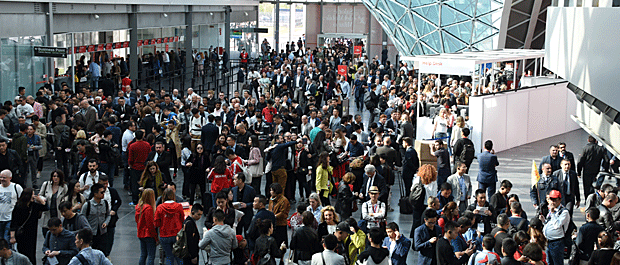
[{"xmin": 212, "ymin": 156, "xmax": 227, "ymax": 174}]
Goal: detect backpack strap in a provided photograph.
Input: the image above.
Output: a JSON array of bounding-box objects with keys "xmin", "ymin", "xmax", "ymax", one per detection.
[
  {"xmin": 494, "ymin": 230, "xmax": 506, "ymax": 238},
  {"xmin": 75, "ymin": 253, "xmax": 90, "ymax": 265}
]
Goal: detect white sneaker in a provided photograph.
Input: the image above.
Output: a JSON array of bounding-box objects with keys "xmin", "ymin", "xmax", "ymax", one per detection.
[{"xmin": 36, "ymin": 172, "xmax": 41, "ymax": 179}]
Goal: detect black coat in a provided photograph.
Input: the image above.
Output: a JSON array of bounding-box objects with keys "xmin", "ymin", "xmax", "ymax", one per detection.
[
  {"xmin": 184, "ymin": 217, "xmax": 200, "ymax": 259},
  {"xmin": 147, "ymin": 151, "xmax": 173, "ymax": 183},
  {"xmin": 336, "ymin": 181, "xmax": 357, "ymax": 219},
  {"xmin": 187, "ymin": 153, "xmax": 209, "ymax": 184}
]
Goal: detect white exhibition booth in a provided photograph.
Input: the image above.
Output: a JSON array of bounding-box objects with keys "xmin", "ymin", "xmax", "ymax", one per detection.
[{"xmin": 402, "ymin": 49, "xmax": 580, "ymax": 153}]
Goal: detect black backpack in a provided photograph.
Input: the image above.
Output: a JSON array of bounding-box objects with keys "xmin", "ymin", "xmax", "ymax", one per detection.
[
  {"xmin": 60, "ymin": 126, "xmax": 72, "ymax": 149},
  {"xmin": 409, "ymin": 179, "xmax": 426, "ymax": 210},
  {"xmin": 460, "ymin": 141, "xmax": 475, "ymax": 163}
]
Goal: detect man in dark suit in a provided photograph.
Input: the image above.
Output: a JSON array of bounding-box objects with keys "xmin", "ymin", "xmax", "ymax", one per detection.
[
  {"xmin": 539, "ymin": 145, "xmax": 562, "ymax": 174},
  {"xmin": 376, "ymin": 136, "xmax": 400, "ymax": 169},
  {"xmin": 477, "ymin": 140, "xmax": 499, "ymax": 199},
  {"xmin": 553, "ymin": 159, "xmax": 580, "ymax": 216},
  {"xmin": 232, "ymin": 173, "xmax": 256, "ymax": 235},
  {"xmin": 114, "ymin": 98, "xmax": 133, "ymax": 121},
  {"xmin": 271, "ymin": 115, "xmax": 289, "ymax": 135},
  {"xmin": 577, "ymin": 136, "xmax": 609, "ymax": 197},
  {"xmin": 401, "ymin": 137, "xmax": 419, "ymax": 197},
  {"xmin": 359, "ymin": 164, "xmax": 388, "ymax": 203},
  {"xmin": 558, "ymin": 142, "xmax": 576, "ymax": 172},
  {"xmin": 147, "ymin": 141, "xmax": 173, "ymax": 183},
  {"xmin": 201, "ymin": 115, "xmax": 219, "ymax": 154}
]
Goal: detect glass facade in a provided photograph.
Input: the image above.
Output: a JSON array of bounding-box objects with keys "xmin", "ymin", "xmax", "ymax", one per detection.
[
  {"xmin": 258, "ymin": 3, "xmax": 307, "ymax": 52},
  {"xmin": 363, "ymin": 0, "xmax": 503, "ymax": 55},
  {"xmin": 0, "ymin": 36, "xmax": 48, "ymax": 102}
]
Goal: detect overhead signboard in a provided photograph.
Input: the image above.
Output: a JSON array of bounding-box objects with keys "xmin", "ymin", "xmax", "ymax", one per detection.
[
  {"xmin": 231, "ymin": 30, "xmax": 242, "ymax": 39},
  {"xmin": 33, "ymin": 46, "xmax": 67, "ymax": 58},
  {"xmin": 417, "ymin": 59, "xmax": 475, "ymax": 76}
]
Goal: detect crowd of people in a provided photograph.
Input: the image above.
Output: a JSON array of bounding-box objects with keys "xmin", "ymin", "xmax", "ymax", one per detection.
[{"xmin": 0, "ymin": 37, "xmax": 619, "ymax": 265}]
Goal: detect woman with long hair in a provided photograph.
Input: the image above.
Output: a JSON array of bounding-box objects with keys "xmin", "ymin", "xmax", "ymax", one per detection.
[
  {"xmin": 62, "ymin": 179, "xmax": 86, "ymax": 212},
  {"xmin": 410, "ymin": 164, "xmax": 438, "ymax": 229},
  {"xmin": 432, "ymin": 108, "xmax": 450, "ymax": 140},
  {"xmin": 317, "ymin": 205, "xmax": 340, "ymax": 239},
  {"xmin": 136, "ymin": 189, "xmax": 157, "ymax": 265},
  {"xmin": 186, "ymin": 143, "xmax": 210, "ymax": 206},
  {"xmin": 437, "ymin": 201, "xmax": 459, "ymax": 232},
  {"xmin": 244, "ymin": 135, "xmax": 263, "ymax": 192},
  {"xmin": 180, "ymin": 137, "xmax": 192, "ymax": 199},
  {"xmin": 207, "ymin": 156, "xmax": 233, "ymax": 207},
  {"xmin": 154, "ymin": 188, "xmax": 184, "ymax": 265},
  {"xmin": 335, "ymin": 172, "xmax": 357, "ymax": 219},
  {"xmin": 89, "ymin": 123, "xmax": 106, "ymax": 153},
  {"xmin": 10, "ymin": 188, "xmax": 48, "ymax": 265},
  {"xmin": 306, "ymin": 193, "xmax": 323, "ymax": 225},
  {"xmin": 212, "ymin": 134, "xmax": 228, "ymax": 161},
  {"xmin": 450, "ymin": 116, "xmax": 467, "ymax": 150},
  {"xmin": 140, "ymin": 161, "xmax": 165, "ymax": 198},
  {"xmin": 39, "ymin": 169, "xmax": 68, "ymax": 237},
  {"xmin": 315, "ymin": 151, "xmax": 333, "ymax": 206},
  {"xmin": 268, "ymin": 183, "xmax": 291, "ymax": 250}
]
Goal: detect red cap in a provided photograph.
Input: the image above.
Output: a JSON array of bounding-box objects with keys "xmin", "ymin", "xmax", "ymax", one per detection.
[
  {"xmin": 236, "ymin": 235, "xmax": 244, "ymax": 243},
  {"xmin": 549, "ymin": 190, "xmax": 562, "ymax": 199}
]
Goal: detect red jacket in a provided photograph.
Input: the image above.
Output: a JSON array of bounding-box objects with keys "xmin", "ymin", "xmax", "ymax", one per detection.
[
  {"xmin": 154, "ymin": 201, "xmax": 184, "ymax": 238},
  {"xmin": 135, "ymin": 204, "xmax": 157, "ymax": 239},
  {"xmin": 128, "ymin": 140, "xmax": 151, "ymax": 171},
  {"xmin": 207, "ymin": 169, "xmax": 233, "ymax": 193}
]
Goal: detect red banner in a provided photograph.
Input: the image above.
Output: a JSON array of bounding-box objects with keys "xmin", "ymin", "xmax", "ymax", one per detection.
[
  {"xmin": 174, "ymin": 36, "xmax": 179, "ymax": 42},
  {"xmin": 88, "ymin": 45, "xmax": 95, "ymax": 52},
  {"xmin": 152, "ymin": 39, "xmax": 157, "ymax": 45},
  {"xmin": 97, "ymin": 44, "xmax": 104, "ymax": 51},
  {"xmin": 338, "ymin": 65, "xmax": 347, "ymax": 81},
  {"xmin": 165, "ymin": 45, "xmax": 169, "ymax": 52},
  {"xmin": 157, "ymin": 38, "xmax": 162, "ymax": 44},
  {"xmin": 137, "ymin": 40, "xmax": 142, "ymax": 47},
  {"xmin": 106, "ymin": 43, "xmax": 113, "ymax": 50},
  {"xmin": 163, "ymin": 37, "xmax": 168, "ymax": 43},
  {"xmin": 354, "ymin": 46, "xmax": 362, "ymax": 55},
  {"xmin": 123, "ymin": 42, "xmax": 129, "ymax": 48}
]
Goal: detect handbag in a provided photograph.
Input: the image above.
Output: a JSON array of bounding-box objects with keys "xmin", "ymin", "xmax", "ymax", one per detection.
[{"xmin": 15, "ymin": 205, "xmax": 34, "ymax": 237}]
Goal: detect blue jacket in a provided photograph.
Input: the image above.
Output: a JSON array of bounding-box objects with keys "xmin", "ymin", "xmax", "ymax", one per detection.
[
  {"xmin": 268, "ymin": 141, "xmax": 296, "ymax": 171},
  {"xmin": 477, "ymin": 151, "xmax": 499, "ymax": 184},
  {"xmin": 451, "ymin": 234, "xmax": 468, "ymax": 252},
  {"xmin": 43, "ymin": 229, "xmax": 78, "ymax": 265},
  {"xmin": 402, "ymin": 147, "xmax": 420, "ymax": 179},
  {"xmin": 382, "ymin": 235, "xmax": 411, "ymax": 265},
  {"xmin": 530, "ymin": 175, "xmax": 560, "ymax": 206},
  {"xmin": 246, "ymin": 208, "xmax": 276, "ymax": 251},
  {"xmin": 232, "ymin": 184, "xmax": 257, "ymax": 228},
  {"xmin": 414, "ymin": 223, "xmax": 442, "ymax": 265},
  {"xmin": 201, "ymin": 123, "xmax": 219, "ymax": 153}
]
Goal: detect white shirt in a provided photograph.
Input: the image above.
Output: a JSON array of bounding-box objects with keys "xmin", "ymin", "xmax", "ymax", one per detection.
[
  {"xmin": 80, "ymin": 171, "xmax": 103, "ymax": 199},
  {"xmin": 121, "ymin": 130, "xmax": 135, "ymax": 152},
  {"xmin": 190, "ymin": 115, "xmax": 207, "ymax": 134},
  {"xmin": 0, "ymin": 183, "xmax": 22, "ymax": 221}
]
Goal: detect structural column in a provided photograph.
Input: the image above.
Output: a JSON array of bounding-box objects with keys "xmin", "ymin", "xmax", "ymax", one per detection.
[
  {"xmin": 275, "ymin": 1, "xmax": 280, "ymax": 51},
  {"xmin": 129, "ymin": 4, "xmax": 139, "ymax": 84},
  {"xmin": 185, "ymin": 5, "xmax": 193, "ymax": 85},
  {"xmin": 45, "ymin": 2, "xmax": 54, "ymax": 78},
  {"xmin": 225, "ymin": 6, "xmax": 231, "ymax": 55}
]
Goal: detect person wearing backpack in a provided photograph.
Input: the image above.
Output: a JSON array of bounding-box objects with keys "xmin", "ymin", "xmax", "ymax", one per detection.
[
  {"xmin": 490, "ymin": 214, "xmax": 510, "ymax": 257},
  {"xmin": 79, "ymin": 184, "xmax": 110, "ymax": 255},
  {"xmin": 68, "ymin": 228, "xmax": 112, "ymax": 265},
  {"xmin": 447, "ymin": 161, "xmax": 472, "ymax": 214},
  {"xmin": 182, "ymin": 204, "xmax": 203, "ymax": 265},
  {"xmin": 53, "ymin": 116, "xmax": 72, "ymax": 177},
  {"xmin": 453, "ymin": 128, "xmax": 475, "ymax": 174}
]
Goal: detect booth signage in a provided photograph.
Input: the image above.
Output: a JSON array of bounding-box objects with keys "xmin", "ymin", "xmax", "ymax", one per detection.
[
  {"xmin": 231, "ymin": 30, "xmax": 242, "ymax": 39},
  {"xmin": 418, "ymin": 59, "xmax": 475, "ymax": 76},
  {"xmin": 338, "ymin": 65, "xmax": 347, "ymax": 80},
  {"xmin": 33, "ymin": 46, "xmax": 67, "ymax": 58},
  {"xmin": 353, "ymin": 46, "xmax": 362, "ymax": 55}
]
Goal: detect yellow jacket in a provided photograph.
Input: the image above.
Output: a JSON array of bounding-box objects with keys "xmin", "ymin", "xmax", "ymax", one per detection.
[
  {"xmin": 348, "ymin": 229, "xmax": 366, "ymax": 265},
  {"xmin": 316, "ymin": 165, "xmax": 333, "ymax": 197}
]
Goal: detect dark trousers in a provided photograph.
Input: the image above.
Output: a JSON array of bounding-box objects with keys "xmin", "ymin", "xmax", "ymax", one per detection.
[
  {"xmin": 131, "ymin": 169, "xmax": 142, "ymax": 203},
  {"xmin": 55, "ymin": 149, "xmax": 70, "ymax": 177},
  {"xmin": 320, "ymin": 193, "xmax": 330, "ymax": 206},
  {"xmin": 181, "ymin": 166, "xmax": 190, "ymax": 198},
  {"xmin": 355, "ymin": 92, "xmax": 364, "ymax": 111},
  {"xmin": 104, "ymin": 226, "xmax": 116, "ymax": 256},
  {"xmin": 479, "ymin": 181, "xmax": 496, "ymax": 200},
  {"xmin": 285, "ymin": 170, "xmax": 295, "ymax": 200},
  {"xmin": 403, "ymin": 173, "xmax": 413, "ymax": 197},
  {"xmin": 251, "ymin": 176, "xmax": 262, "ymax": 197},
  {"xmin": 295, "ymin": 172, "xmax": 311, "ymax": 200},
  {"xmin": 189, "ymin": 182, "xmax": 207, "ymax": 207},
  {"xmin": 264, "ymin": 172, "xmax": 273, "ymax": 197},
  {"xmin": 92, "ymin": 231, "xmax": 108, "ymax": 254},
  {"xmin": 122, "ymin": 152, "xmax": 130, "ymax": 188},
  {"xmin": 99, "ymin": 162, "xmax": 116, "ymax": 187},
  {"xmin": 583, "ymin": 172, "xmax": 597, "ymax": 198},
  {"xmin": 410, "ymin": 207, "xmax": 424, "ymax": 238}
]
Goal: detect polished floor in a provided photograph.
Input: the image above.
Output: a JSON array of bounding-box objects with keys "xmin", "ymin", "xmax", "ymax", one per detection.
[{"xmin": 29, "ymin": 99, "xmax": 591, "ymax": 265}]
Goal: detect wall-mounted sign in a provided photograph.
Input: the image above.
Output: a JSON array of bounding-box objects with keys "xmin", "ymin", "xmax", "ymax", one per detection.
[{"xmin": 33, "ymin": 46, "xmax": 67, "ymax": 58}]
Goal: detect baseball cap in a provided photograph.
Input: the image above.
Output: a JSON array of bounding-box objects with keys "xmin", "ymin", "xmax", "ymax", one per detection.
[
  {"xmin": 548, "ymin": 190, "xmax": 562, "ymax": 199},
  {"xmin": 236, "ymin": 235, "xmax": 244, "ymax": 244},
  {"xmin": 529, "ymin": 217, "xmax": 543, "ymax": 230},
  {"xmin": 336, "ymin": 222, "xmax": 354, "ymax": 235}
]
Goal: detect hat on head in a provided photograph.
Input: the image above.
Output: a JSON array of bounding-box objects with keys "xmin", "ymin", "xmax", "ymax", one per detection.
[
  {"xmin": 336, "ymin": 222, "xmax": 354, "ymax": 235},
  {"xmin": 548, "ymin": 190, "xmax": 562, "ymax": 199},
  {"xmin": 368, "ymin": 186, "xmax": 380, "ymax": 194},
  {"xmin": 236, "ymin": 235, "xmax": 244, "ymax": 243}
]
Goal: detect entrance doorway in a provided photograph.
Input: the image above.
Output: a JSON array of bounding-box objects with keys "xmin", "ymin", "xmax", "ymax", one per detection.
[{"xmin": 317, "ymin": 33, "xmax": 368, "ymax": 57}]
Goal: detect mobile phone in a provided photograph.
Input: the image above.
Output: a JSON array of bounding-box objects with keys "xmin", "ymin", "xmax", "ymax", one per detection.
[{"xmin": 302, "ymin": 139, "xmax": 308, "ymax": 144}]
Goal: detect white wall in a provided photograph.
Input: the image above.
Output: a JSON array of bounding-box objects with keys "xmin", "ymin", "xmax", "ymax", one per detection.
[
  {"xmin": 545, "ymin": 7, "xmax": 620, "ymax": 113},
  {"xmin": 469, "ymin": 83, "xmax": 580, "ymax": 153}
]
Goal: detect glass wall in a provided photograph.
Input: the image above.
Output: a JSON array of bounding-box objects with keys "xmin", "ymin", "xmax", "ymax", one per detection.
[
  {"xmin": 258, "ymin": 3, "xmax": 306, "ymax": 52},
  {"xmin": 0, "ymin": 36, "xmax": 48, "ymax": 102}
]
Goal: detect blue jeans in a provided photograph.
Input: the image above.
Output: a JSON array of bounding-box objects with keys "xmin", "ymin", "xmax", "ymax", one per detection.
[
  {"xmin": 547, "ymin": 239, "xmax": 564, "ymax": 265},
  {"xmin": 479, "ymin": 181, "xmax": 496, "ymax": 199},
  {"xmin": 160, "ymin": 236, "xmax": 183, "ymax": 265},
  {"xmin": 139, "ymin": 237, "xmax": 157, "ymax": 265},
  {"xmin": 0, "ymin": 221, "xmax": 10, "ymax": 243}
]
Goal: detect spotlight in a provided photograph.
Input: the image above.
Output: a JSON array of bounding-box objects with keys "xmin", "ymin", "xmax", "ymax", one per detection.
[
  {"xmin": 93, "ymin": 14, "xmax": 99, "ymax": 20},
  {"xmin": 163, "ymin": 13, "xmax": 168, "ymax": 18},
  {"xmin": 210, "ymin": 12, "xmax": 214, "ymax": 16},
  {"xmin": 244, "ymin": 12, "xmax": 248, "ymax": 16}
]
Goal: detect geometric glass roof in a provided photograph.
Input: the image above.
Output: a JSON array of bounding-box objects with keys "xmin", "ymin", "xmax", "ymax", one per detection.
[{"xmin": 363, "ymin": 0, "xmax": 504, "ymax": 55}]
